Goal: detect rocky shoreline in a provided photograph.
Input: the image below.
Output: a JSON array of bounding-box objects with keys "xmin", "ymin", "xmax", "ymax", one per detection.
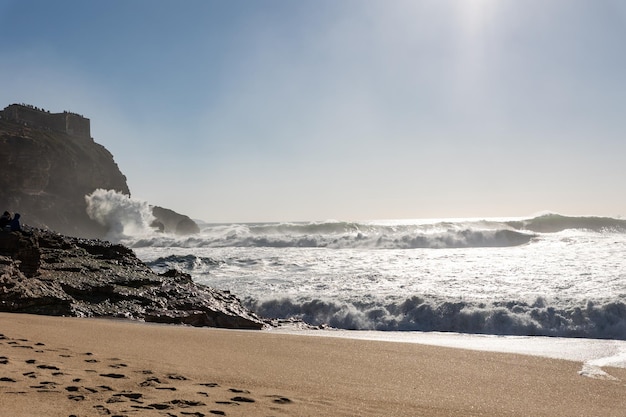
[{"xmin": 0, "ymin": 227, "xmax": 268, "ymax": 330}]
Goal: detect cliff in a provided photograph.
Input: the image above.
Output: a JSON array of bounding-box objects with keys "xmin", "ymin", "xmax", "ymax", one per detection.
[
  {"xmin": 0, "ymin": 113, "xmax": 198, "ymax": 238},
  {"xmin": 0, "ymin": 228, "xmax": 267, "ymax": 329},
  {"xmin": 0, "ymin": 118, "xmax": 129, "ymax": 238}
]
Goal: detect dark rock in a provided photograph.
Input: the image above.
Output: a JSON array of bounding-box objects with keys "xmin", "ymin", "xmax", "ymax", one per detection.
[
  {"xmin": 0, "ymin": 228, "xmax": 268, "ymax": 330},
  {"xmin": 151, "ymin": 206, "xmax": 200, "ymax": 236},
  {"xmin": 0, "ymin": 117, "xmax": 129, "ymax": 238}
]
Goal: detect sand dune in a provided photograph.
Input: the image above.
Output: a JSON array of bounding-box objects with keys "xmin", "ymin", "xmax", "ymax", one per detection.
[{"xmin": 1, "ymin": 313, "xmax": 625, "ymax": 416}]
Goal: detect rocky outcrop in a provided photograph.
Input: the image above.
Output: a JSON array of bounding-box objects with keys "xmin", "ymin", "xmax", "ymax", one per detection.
[
  {"xmin": 0, "ymin": 228, "xmax": 267, "ymax": 330},
  {"xmin": 0, "ymin": 118, "xmax": 129, "ymax": 238},
  {"xmin": 151, "ymin": 206, "xmax": 200, "ymax": 235},
  {"xmin": 0, "ymin": 113, "xmax": 199, "ymax": 239}
]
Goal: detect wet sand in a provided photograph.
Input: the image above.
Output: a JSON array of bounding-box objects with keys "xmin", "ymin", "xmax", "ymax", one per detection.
[{"xmin": 1, "ymin": 312, "xmax": 625, "ymax": 416}]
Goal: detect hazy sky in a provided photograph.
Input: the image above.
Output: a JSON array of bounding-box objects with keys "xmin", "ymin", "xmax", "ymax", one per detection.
[{"xmin": 1, "ymin": 0, "xmax": 625, "ymax": 222}]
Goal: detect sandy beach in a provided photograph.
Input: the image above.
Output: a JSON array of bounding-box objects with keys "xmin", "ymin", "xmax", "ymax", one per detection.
[{"xmin": 1, "ymin": 313, "xmax": 625, "ymax": 416}]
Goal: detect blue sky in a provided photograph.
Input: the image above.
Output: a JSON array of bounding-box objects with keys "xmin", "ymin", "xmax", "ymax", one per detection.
[{"xmin": 1, "ymin": 0, "xmax": 625, "ymax": 222}]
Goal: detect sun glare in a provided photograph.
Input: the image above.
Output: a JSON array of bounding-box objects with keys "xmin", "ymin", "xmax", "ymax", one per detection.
[{"xmin": 459, "ymin": 0, "xmax": 497, "ymax": 37}]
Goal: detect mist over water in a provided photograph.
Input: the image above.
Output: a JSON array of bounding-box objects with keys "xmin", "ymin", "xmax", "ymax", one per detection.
[{"xmin": 87, "ymin": 191, "xmax": 626, "ymax": 340}]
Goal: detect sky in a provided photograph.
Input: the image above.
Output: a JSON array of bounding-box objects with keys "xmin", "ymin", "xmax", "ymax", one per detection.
[{"xmin": 1, "ymin": 0, "xmax": 625, "ymax": 222}]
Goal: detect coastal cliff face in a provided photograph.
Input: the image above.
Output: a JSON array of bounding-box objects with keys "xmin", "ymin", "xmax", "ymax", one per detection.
[
  {"xmin": 0, "ymin": 114, "xmax": 199, "ymax": 238},
  {"xmin": 0, "ymin": 118, "xmax": 129, "ymax": 238},
  {"xmin": 0, "ymin": 228, "xmax": 267, "ymax": 329}
]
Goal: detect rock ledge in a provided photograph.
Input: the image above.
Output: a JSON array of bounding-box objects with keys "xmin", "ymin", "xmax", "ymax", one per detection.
[{"xmin": 0, "ymin": 228, "xmax": 267, "ymax": 330}]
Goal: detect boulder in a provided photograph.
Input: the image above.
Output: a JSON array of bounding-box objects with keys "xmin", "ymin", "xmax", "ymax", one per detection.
[{"xmin": 152, "ymin": 206, "xmax": 200, "ymax": 235}]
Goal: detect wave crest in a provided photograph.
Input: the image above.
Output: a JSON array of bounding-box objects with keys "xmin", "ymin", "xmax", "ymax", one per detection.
[
  {"xmin": 246, "ymin": 296, "xmax": 626, "ymax": 339},
  {"xmin": 510, "ymin": 213, "xmax": 626, "ymax": 233},
  {"xmin": 128, "ymin": 223, "xmax": 536, "ymax": 249},
  {"xmin": 120, "ymin": 213, "xmax": 626, "ymax": 249}
]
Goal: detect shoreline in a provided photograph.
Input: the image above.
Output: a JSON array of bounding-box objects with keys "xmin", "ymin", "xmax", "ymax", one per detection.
[
  {"xmin": 270, "ymin": 327, "xmax": 626, "ymax": 377},
  {"xmin": 1, "ymin": 313, "xmax": 626, "ymax": 416}
]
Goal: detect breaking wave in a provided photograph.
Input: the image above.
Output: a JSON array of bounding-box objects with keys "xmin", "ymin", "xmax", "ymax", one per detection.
[
  {"xmin": 246, "ymin": 296, "xmax": 626, "ymax": 340},
  {"xmin": 83, "ymin": 196, "xmax": 626, "ymax": 249},
  {"xmin": 508, "ymin": 213, "xmax": 626, "ymax": 233},
  {"xmin": 85, "ymin": 189, "xmax": 156, "ymax": 240},
  {"xmin": 128, "ymin": 214, "xmax": 626, "ymax": 249},
  {"xmin": 130, "ymin": 221, "xmax": 537, "ymax": 249},
  {"xmin": 139, "ymin": 251, "xmax": 626, "ymax": 339}
]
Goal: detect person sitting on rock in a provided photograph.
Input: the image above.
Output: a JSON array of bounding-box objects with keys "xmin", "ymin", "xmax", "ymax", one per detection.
[
  {"xmin": 0, "ymin": 211, "xmax": 11, "ymax": 230},
  {"xmin": 9, "ymin": 213, "xmax": 21, "ymax": 232}
]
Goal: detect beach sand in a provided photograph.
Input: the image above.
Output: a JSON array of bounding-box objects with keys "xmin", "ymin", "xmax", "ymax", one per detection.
[{"xmin": 1, "ymin": 313, "xmax": 625, "ymax": 416}]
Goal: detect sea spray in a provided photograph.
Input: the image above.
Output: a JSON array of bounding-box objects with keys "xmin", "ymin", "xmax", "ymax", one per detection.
[{"xmin": 85, "ymin": 189, "xmax": 156, "ymax": 240}]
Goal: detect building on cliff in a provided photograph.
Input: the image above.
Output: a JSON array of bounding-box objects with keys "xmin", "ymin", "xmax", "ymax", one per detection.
[{"xmin": 0, "ymin": 104, "xmax": 90, "ymax": 138}]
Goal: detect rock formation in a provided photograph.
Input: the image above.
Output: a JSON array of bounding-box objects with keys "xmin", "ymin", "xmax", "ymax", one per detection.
[
  {"xmin": 0, "ymin": 228, "xmax": 267, "ymax": 330},
  {"xmin": 151, "ymin": 206, "xmax": 200, "ymax": 235},
  {"xmin": 0, "ymin": 105, "xmax": 199, "ymax": 238},
  {"xmin": 0, "ymin": 116, "xmax": 129, "ymax": 238}
]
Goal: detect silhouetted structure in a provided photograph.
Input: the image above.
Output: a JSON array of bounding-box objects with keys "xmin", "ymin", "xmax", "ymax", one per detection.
[{"xmin": 0, "ymin": 104, "xmax": 90, "ymax": 138}]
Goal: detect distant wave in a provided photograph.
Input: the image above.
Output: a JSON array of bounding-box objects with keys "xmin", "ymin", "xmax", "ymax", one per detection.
[
  {"xmin": 123, "ymin": 213, "xmax": 626, "ymax": 249},
  {"xmin": 129, "ymin": 222, "xmax": 536, "ymax": 249},
  {"xmin": 246, "ymin": 296, "xmax": 626, "ymax": 340},
  {"xmin": 508, "ymin": 213, "xmax": 626, "ymax": 233}
]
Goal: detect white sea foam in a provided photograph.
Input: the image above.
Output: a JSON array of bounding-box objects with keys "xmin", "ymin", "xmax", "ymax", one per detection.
[
  {"xmin": 109, "ymin": 213, "xmax": 626, "ymax": 340},
  {"xmin": 85, "ymin": 189, "xmax": 156, "ymax": 240}
]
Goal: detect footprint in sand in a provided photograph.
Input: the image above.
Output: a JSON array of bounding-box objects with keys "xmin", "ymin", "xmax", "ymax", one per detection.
[
  {"xmin": 198, "ymin": 382, "xmax": 220, "ymax": 388},
  {"xmin": 147, "ymin": 399, "xmax": 206, "ymax": 410},
  {"xmin": 37, "ymin": 364, "xmax": 60, "ymax": 371},
  {"xmin": 108, "ymin": 362, "xmax": 127, "ymax": 369},
  {"xmin": 215, "ymin": 400, "xmax": 238, "ymax": 406},
  {"xmin": 113, "ymin": 391, "xmax": 143, "ymax": 400},
  {"xmin": 2, "ymin": 333, "xmax": 295, "ymax": 417},
  {"xmin": 267, "ymin": 395, "xmax": 293, "ymax": 404},
  {"xmin": 139, "ymin": 376, "xmax": 162, "ymax": 387},
  {"xmin": 231, "ymin": 396, "xmax": 255, "ymax": 403},
  {"xmin": 68, "ymin": 394, "xmax": 85, "ymax": 401},
  {"xmin": 99, "ymin": 373, "xmax": 127, "ymax": 379},
  {"xmin": 93, "ymin": 404, "xmax": 111, "ymax": 414}
]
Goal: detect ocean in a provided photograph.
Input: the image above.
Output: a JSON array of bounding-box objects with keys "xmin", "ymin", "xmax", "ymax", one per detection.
[
  {"xmin": 86, "ymin": 192, "xmax": 626, "ymax": 375},
  {"xmin": 123, "ymin": 213, "xmax": 626, "ymax": 340}
]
